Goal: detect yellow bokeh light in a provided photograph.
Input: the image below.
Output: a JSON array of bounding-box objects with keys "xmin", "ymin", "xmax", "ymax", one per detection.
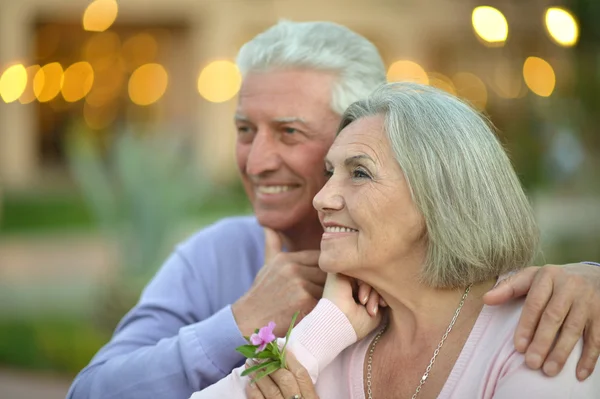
[
  {"xmin": 427, "ymin": 72, "xmax": 456, "ymax": 95},
  {"xmin": 85, "ymin": 63, "xmax": 124, "ymax": 107},
  {"xmin": 197, "ymin": 60, "xmax": 242, "ymax": 103},
  {"xmin": 472, "ymin": 6, "xmax": 508, "ymax": 46},
  {"xmin": 19, "ymin": 65, "xmax": 42, "ymax": 104},
  {"xmin": 83, "ymin": 32, "xmax": 122, "ymax": 72},
  {"xmin": 34, "ymin": 62, "xmax": 64, "ymax": 103},
  {"xmin": 387, "ymin": 60, "xmax": 429, "ymax": 85},
  {"xmin": 83, "ymin": 0, "xmax": 118, "ymax": 32},
  {"xmin": 545, "ymin": 8, "xmax": 579, "ymax": 47},
  {"xmin": 0, "ymin": 64, "xmax": 28, "ymax": 103},
  {"xmin": 452, "ymin": 72, "xmax": 488, "ymax": 110},
  {"xmin": 128, "ymin": 63, "xmax": 168, "ymax": 106},
  {"xmin": 122, "ymin": 33, "xmax": 158, "ymax": 71},
  {"xmin": 62, "ymin": 62, "xmax": 95, "ymax": 103},
  {"xmin": 523, "ymin": 57, "xmax": 556, "ymax": 97}
]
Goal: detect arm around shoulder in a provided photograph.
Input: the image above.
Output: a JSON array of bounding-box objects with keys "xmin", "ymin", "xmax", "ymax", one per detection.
[{"xmin": 493, "ymin": 340, "xmax": 600, "ymax": 398}]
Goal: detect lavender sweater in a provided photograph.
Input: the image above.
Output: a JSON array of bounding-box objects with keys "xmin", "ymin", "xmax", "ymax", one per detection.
[{"xmin": 67, "ymin": 216, "xmax": 265, "ymax": 399}]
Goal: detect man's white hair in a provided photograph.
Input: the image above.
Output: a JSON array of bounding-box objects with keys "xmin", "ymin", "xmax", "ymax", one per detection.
[{"xmin": 236, "ymin": 20, "xmax": 387, "ymax": 115}]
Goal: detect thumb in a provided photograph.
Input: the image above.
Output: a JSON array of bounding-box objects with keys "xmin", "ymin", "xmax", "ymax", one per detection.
[
  {"xmin": 263, "ymin": 227, "xmax": 283, "ymax": 263},
  {"xmin": 483, "ymin": 267, "xmax": 538, "ymax": 305}
]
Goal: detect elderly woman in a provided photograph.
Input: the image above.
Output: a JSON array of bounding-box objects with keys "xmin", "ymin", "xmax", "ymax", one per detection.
[{"xmin": 191, "ymin": 83, "xmax": 599, "ymax": 398}]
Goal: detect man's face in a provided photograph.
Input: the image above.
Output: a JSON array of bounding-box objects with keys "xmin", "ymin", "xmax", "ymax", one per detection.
[{"xmin": 235, "ymin": 69, "xmax": 341, "ymax": 233}]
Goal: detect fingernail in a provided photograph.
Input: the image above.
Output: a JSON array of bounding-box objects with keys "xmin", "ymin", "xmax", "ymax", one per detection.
[
  {"xmin": 543, "ymin": 361, "xmax": 559, "ymax": 376},
  {"xmin": 372, "ymin": 304, "xmax": 378, "ymax": 315},
  {"xmin": 516, "ymin": 337, "xmax": 529, "ymax": 351},
  {"xmin": 362, "ymin": 294, "xmax": 368, "ymax": 305},
  {"xmin": 577, "ymin": 368, "xmax": 590, "ymax": 381},
  {"xmin": 526, "ymin": 353, "xmax": 543, "ymax": 369}
]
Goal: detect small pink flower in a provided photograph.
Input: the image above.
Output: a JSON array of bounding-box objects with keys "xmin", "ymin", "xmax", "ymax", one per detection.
[{"xmin": 250, "ymin": 321, "xmax": 276, "ymax": 352}]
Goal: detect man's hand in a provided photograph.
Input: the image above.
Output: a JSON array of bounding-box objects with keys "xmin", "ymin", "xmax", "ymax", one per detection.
[
  {"xmin": 484, "ymin": 263, "xmax": 600, "ymax": 381},
  {"xmin": 232, "ymin": 228, "xmax": 326, "ymax": 337}
]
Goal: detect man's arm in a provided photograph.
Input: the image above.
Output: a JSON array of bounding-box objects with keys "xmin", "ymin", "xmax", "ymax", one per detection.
[
  {"xmin": 484, "ymin": 262, "xmax": 600, "ymax": 381},
  {"xmin": 67, "ymin": 248, "xmax": 248, "ymax": 399}
]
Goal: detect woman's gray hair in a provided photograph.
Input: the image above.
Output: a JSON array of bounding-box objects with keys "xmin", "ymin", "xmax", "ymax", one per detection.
[
  {"xmin": 340, "ymin": 82, "xmax": 539, "ymax": 288},
  {"xmin": 236, "ymin": 20, "xmax": 387, "ymax": 115}
]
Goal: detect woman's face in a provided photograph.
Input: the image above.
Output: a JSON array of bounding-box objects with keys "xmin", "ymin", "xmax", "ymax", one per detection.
[{"xmin": 313, "ymin": 115, "xmax": 427, "ymax": 276}]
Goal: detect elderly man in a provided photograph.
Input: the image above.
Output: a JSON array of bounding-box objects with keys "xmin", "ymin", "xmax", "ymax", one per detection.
[{"xmin": 68, "ymin": 20, "xmax": 600, "ymax": 399}]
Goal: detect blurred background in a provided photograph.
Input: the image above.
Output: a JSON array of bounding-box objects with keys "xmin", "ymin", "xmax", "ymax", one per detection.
[{"xmin": 0, "ymin": 0, "xmax": 598, "ymax": 397}]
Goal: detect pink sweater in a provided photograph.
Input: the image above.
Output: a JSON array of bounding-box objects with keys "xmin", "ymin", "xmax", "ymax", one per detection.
[{"xmin": 191, "ymin": 299, "xmax": 598, "ymax": 398}]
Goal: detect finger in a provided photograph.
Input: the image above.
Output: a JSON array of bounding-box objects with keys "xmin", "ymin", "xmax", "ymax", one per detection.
[
  {"xmin": 379, "ymin": 297, "xmax": 388, "ymax": 307},
  {"xmin": 577, "ymin": 321, "xmax": 600, "ymax": 381},
  {"xmin": 297, "ymin": 266, "xmax": 327, "ymax": 286},
  {"xmin": 302, "ymin": 280, "xmax": 325, "ymax": 301},
  {"xmin": 287, "ymin": 250, "xmax": 321, "ymax": 266},
  {"xmin": 254, "ymin": 372, "xmax": 285, "ymax": 399},
  {"xmin": 513, "ymin": 271, "xmax": 553, "ymax": 354},
  {"xmin": 269, "ymin": 368, "xmax": 302, "ymax": 398},
  {"xmin": 264, "ymin": 228, "xmax": 284, "ymax": 263},
  {"xmin": 483, "ymin": 267, "xmax": 539, "ymax": 306},
  {"xmin": 285, "ymin": 352, "xmax": 319, "ymax": 398},
  {"xmin": 541, "ymin": 302, "xmax": 586, "ymax": 377},
  {"xmin": 358, "ymin": 283, "xmax": 372, "ymax": 305},
  {"xmin": 366, "ymin": 289, "xmax": 379, "ymax": 317},
  {"xmin": 524, "ymin": 281, "xmax": 573, "ymax": 370},
  {"xmin": 245, "ymin": 378, "xmax": 265, "ymax": 399}
]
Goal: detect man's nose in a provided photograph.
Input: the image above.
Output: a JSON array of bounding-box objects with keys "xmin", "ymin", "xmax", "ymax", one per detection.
[{"xmin": 246, "ymin": 130, "xmax": 281, "ymax": 176}]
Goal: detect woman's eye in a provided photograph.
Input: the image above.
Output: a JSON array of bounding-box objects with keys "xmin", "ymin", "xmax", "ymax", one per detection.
[
  {"xmin": 324, "ymin": 169, "xmax": 333, "ymax": 178},
  {"xmin": 352, "ymin": 168, "xmax": 371, "ymax": 179}
]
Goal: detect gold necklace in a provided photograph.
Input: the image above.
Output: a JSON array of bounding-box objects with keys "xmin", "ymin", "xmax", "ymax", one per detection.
[{"xmin": 366, "ymin": 284, "xmax": 472, "ymax": 399}]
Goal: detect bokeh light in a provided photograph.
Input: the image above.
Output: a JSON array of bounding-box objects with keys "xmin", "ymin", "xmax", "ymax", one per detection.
[
  {"xmin": 122, "ymin": 33, "xmax": 158, "ymax": 72},
  {"xmin": 128, "ymin": 63, "xmax": 169, "ymax": 106},
  {"xmin": 83, "ymin": 0, "xmax": 118, "ymax": 32},
  {"xmin": 523, "ymin": 57, "xmax": 556, "ymax": 97},
  {"xmin": 452, "ymin": 72, "xmax": 488, "ymax": 110},
  {"xmin": 83, "ymin": 32, "xmax": 122, "ymax": 72},
  {"xmin": 61, "ymin": 62, "xmax": 95, "ymax": 103},
  {"xmin": 197, "ymin": 60, "xmax": 242, "ymax": 103},
  {"xmin": 34, "ymin": 62, "xmax": 64, "ymax": 103},
  {"xmin": 427, "ymin": 72, "xmax": 456, "ymax": 95},
  {"xmin": 0, "ymin": 64, "xmax": 28, "ymax": 103},
  {"xmin": 545, "ymin": 7, "xmax": 579, "ymax": 47},
  {"xmin": 472, "ymin": 6, "xmax": 508, "ymax": 46},
  {"xmin": 85, "ymin": 63, "xmax": 125, "ymax": 107},
  {"xmin": 19, "ymin": 65, "xmax": 42, "ymax": 104},
  {"xmin": 387, "ymin": 60, "xmax": 429, "ymax": 85}
]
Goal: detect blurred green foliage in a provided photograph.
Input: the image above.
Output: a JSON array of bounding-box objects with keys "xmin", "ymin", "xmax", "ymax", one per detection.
[{"xmin": 0, "ymin": 317, "xmax": 109, "ymax": 375}]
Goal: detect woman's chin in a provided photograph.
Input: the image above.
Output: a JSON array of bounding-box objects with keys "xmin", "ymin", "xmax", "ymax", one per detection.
[{"xmin": 318, "ymin": 254, "xmax": 348, "ymax": 274}]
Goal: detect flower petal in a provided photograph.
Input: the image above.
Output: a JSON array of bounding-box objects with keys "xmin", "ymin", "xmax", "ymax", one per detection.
[{"xmin": 249, "ymin": 333, "xmax": 263, "ymax": 346}]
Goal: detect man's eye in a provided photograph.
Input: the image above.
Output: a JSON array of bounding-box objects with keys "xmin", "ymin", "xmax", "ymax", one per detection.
[
  {"xmin": 237, "ymin": 126, "xmax": 251, "ymax": 134},
  {"xmin": 283, "ymin": 127, "xmax": 297, "ymax": 134}
]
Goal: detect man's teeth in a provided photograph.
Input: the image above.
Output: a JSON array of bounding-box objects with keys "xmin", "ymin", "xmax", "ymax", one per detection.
[
  {"xmin": 325, "ymin": 226, "xmax": 358, "ymax": 233},
  {"xmin": 257, "ymin": 185, "xmax": 292, "ymax": 194}
]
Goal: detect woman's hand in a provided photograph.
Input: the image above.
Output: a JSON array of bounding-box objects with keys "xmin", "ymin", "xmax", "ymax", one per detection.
[
  {"xmin": 322, "ymin": 273, "xmax": 383, "ymax": 340},
  {"xmin": 245, "ymin": 352, "xmax": 319, "ymax": 399}
]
